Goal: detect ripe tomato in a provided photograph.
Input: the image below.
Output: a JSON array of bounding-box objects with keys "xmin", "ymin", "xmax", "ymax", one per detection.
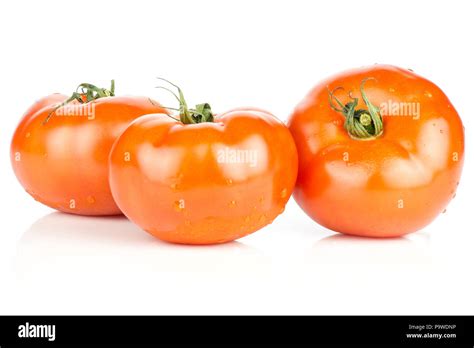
[
  {"xmin": 288, "ymin": 65, "xmax": 464, "ymax": 237},
  {"xmin": 109, "ymin": 81, "xmax": 298, "ymax": 244},
  {"xmin": 11, "ymin": 81, "xmax": 167, "ymax": 215}
]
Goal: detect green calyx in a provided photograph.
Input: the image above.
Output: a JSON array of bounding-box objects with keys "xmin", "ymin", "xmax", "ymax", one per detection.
[
  {"xmin": 43, "ymin": 80, "xmax": 115, "ymax": 124},
  {"xmin": 156, "ymin": 78, "xmax": 214, "ymax": 124},
  {"xmin": 328, "ymin": 78, "xmax": 383, "ymax": 140}
]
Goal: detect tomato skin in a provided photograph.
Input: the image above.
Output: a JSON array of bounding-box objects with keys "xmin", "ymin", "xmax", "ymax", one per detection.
[
  {"xmin": 109, "ymin": 109, "xmax": 298, "ymax": 244},
  {"xmin": 11, "ymin": 95, "xmax": 167, "ymax": 215},
  {"xmin": 288, "ymin": 65, "xmax": 464, "ymax": 237}
]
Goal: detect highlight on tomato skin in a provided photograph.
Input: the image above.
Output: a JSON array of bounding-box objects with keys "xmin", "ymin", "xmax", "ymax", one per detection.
[
  {"xmin": 288, "ymin": 64, "xmax": 465, "ymax": 238},
  {"xmin": 108, "ymin": 81, "xmax": 298, "ymax": 244},
  {"xmin": 10, "ymin": 81, "xmax": 168, "ymax": 216}
]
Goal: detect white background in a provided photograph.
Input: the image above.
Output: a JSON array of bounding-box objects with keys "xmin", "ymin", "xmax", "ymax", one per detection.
[{"xmin": 0, "ymin": 0, "xmax": 473, "ymax": 315}]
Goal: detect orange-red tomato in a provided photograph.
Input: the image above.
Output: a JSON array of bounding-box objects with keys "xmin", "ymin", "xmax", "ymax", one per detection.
[
  {"xmin": 109, "ymin": 108, "xmax": 298, "ymax": 244},
  {"xmin": 288, "ymin": 65, "xmax": 464, "ymax": 237},
  {"xmin": 11, "ymin": 85, "xmax": 167, "ymax": 215}
]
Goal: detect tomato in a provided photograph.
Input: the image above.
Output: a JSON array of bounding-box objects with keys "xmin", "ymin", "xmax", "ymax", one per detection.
[
  {"xmin": 11, "ymin": 81, "xmax": 167, "ymax": 215},
  {"xmin": 288, "ymin": 65, "xmax": 464, "ymax": 237},
  {"xmin": 109, "ymin": 81, "xmax": 298, "ymax": 244}
]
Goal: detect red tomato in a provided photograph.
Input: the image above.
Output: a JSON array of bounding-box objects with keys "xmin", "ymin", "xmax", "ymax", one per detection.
[
  {"xmin": 11, "ymin": 81, "xmax": 167, "ymax": 215},
  {"xmin": 288, "ymin": 65, "xmax": 464, "ymax": 237},
  {"xmin": 109, "ymin": 83, "xmax": 298, "ymax": 244}
]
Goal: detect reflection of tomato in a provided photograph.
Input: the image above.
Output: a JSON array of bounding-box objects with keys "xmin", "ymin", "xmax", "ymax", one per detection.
[
  {"xmin": 109, "ymin": 86, "xmax": 298, "ymax": 244},
  {"xmin": 11, "ymin": 82, "xmax": 167, "ymax": 215},
  {"xmin": 288, "ymin": 65, "xmax": 464, "ymax": 237}
]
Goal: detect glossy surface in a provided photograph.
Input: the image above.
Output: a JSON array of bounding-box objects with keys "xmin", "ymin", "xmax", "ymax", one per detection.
[
  {"xmin": 288, "ymin": 65, "xmax": 465, "ymax": 237},
  {"xmin": 11, "ymin": 95, "xmax": 167, "ymax": 215},
  {"xmin": 109, "ymin": 109, "xmax": 298, "ymax": 244}
]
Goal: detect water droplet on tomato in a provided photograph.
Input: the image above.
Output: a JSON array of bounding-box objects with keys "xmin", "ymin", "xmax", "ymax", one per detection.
[
  {"xmin": 280, "ymin": 188, "xmax": 288, "ymax": 198},
  {"xmin": 229, "ymin": 200, "xmax": 236, "ymax": 207},
  {"xmin": 226, "ymin": 178, "xmax": 233, "ymax": 185}
]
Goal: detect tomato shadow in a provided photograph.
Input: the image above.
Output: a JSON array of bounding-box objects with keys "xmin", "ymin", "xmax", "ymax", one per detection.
[
  {"xmin": 307, "ymin": 233, "xmax": 431, "ymax": 265},
  {"xmin": 15, "ymin": 212, "xmax": 270, "ymax": 286}
]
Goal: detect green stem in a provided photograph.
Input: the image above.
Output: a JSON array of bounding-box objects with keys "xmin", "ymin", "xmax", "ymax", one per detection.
[
  {"xmin": 328, "ymin": 78, "xmax": 383, "ymax": 140},
  {"xmin": 156, "ymin": 78, "xmax": 214, "ymax": 124},
  {"xmin": 43, "ymin": 80, "xmax": 115, "ymax": 124}
]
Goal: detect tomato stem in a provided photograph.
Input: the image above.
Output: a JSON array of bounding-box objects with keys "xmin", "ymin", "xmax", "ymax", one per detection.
[
  {"xmin": 156, "ymin": 78, "xmax": 214, "ymax": 124},
  {"xmin": 328, "ymin": 78, "xmax": 383, "ymax": 140},
  {"xmin": 43, "ymin": 80, "xmax": 115, "ymax": 125},
  {"xmin": 148, "ymin": 98, "xmax": 181, "ymax": 122}
]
